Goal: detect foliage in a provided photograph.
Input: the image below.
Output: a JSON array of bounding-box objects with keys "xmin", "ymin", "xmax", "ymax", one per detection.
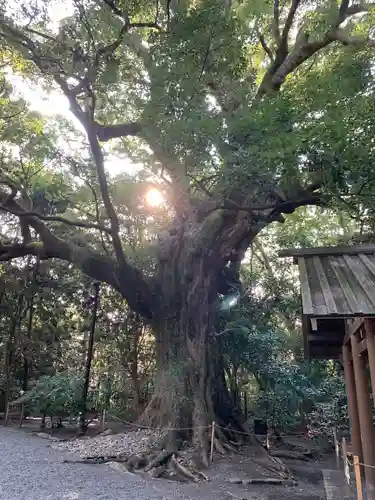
[
  {"xmin": 308, "ymin": 364, "xmax": 348, "ymax": 437},
  {"xmin": 24, "ymin": 373, "xmax": 85, "ymax": 418}
]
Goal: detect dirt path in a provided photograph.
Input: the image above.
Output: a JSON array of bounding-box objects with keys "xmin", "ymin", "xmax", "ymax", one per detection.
[
  {"xmin": 0, "ymin": 427, "xmax": 190, "ymax": 500},
  {"xmin": 0, "ymin": 427, "xmax": 345, "ymax": 500}
]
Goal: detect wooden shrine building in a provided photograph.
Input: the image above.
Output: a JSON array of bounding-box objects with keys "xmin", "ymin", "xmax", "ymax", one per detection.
[{"xmin": 279, "ymin": 244, "xmax": 375, "ymax": 499}]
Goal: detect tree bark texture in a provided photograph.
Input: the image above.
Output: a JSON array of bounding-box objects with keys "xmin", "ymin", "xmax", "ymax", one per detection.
[{"xmin": 140, "ymin": 232, "xmax": 250, "ymax": 464}]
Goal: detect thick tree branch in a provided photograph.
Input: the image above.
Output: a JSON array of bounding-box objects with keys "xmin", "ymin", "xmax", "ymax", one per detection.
[
  {"xmin": 346, "ymin": 2, "xmax": 375, "ymax": 17},
  {"xmin": 259, "ymin": 34, "xmax": 274, "ymax": 62},
  {"xmin": 272, "ymin": 0, "xmax": 281, "ymax": 45},
  {"xmin": 260, "ymin": 27, "xmax": 374, "ymax": 95},
  {"xmin": 278, "ymin": 0, "xmax": 301, "ymax": 56},
  {"xmin": 0, "ymin": 196, "xmax": 154, "ymax": 317},
  {"xmin": 198, "ymin": 183, "xmax": 323, "ymax": 222},
  {"xmin": 0, "ymin": 233, "xmax": 120, "ymax": 291},
  {"xmin": 86, "ymin": 128, "xmax": 134, "ymax": 265},
  {"xmin": 0, "ymin": 20, "xmax": 157, "ymax": 317},
  {"xmin": 224, "ymin": 193, "xmax": 324, "ymax": 217},
  {"xmin": 103, "ymin": 0, "xmax": 123, "ymax": 17},
  {"xmin": 0, "ymin": 206, "xmax": 112, "ymax": 233},
  {"xmin": 338, "ymin": 0, "xmax": 350, "ymax": 23},
  {"xmin": 57, "ymin": 76, "xmax": 137, "ymax": 269},
  {"xmin": 332, "ymin": 27, "xmax": 375, "ymax": 47},
  {"xmin": 94, "ymin": 121, "xmax": 142, "ymax": 141},
  {"xmin": 0, "ymin": 242, "xmax": 45, "ymax": 261},
  {"xmin": 102, "ymin": 0, "xmax": 162, "ymax": 30},
  {"xmin": 258, "ymin": 0, "xmax": 375, "ymax": 95},
  {"xmin": 48, "ymin": 74, "xmax": 140, "ymax": 273}
]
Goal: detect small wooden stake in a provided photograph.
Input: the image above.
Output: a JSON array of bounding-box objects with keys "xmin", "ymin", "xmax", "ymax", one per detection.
[
  {"xmin": 19, "ymin": 404, "xmax": 24, "ymax": 428},
  {"xmin": 354, "ymin": 455, "xmax": 363, "ymax": 500},
  {"xmin": 244, "ymin": 392, "xmax": 248, "ymax": 421},
  {"xmin": 210, "ymin": 421, "xmax": 215, "ymax": 463},
  {"xmin": 342, "ymin": 437, "xmax": 350, "ymax": 485},
  {"xmin": 334, "ymin": 429, "xmax": 340, "ymax": 469},
  {"xmin": 4, "ymin": 402, "xmax": 9, "ymax": 426},
  {"xmin": 101, "ymin": 409, "xmax": 106, "ymax": 432}
]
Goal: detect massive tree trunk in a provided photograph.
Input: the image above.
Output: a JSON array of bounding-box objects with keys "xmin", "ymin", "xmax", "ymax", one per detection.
[{"xmin": 139, "ymin": 234, "xmax": 249, "ymax": 464}]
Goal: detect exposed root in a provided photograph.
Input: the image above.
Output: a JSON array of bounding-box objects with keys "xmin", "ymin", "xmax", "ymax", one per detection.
[
  {"xmin": 229, "ymin": 440, "xmax": 241, "ymax": 447},
  {"xmin": 196, "ymin": 470, "xmax": 210, "ymax": 481},
  {"xmin": 222, "ymin": 442, "xmax": 238, "ymax": 453},
  {"xmin": 256, "ymin": 454, "xmax": 294, "ymax": 480},
  {"xmin": 270, "ymin": 450, "xmax": 312, "ymax": 462},
  {"xmin": 214, "ymin": 437, "xmax": 226, "ymax": 455},
  {"xmin": 63, "ymin": 455, "xmax": 129, "ymax": 465},
  {"xmin": 61, "ymin": 408, "xmax": 295, "ymax": 486},
  {"xmin": 144, "ymin": 451, "xmax": 173, "ymax": 471},
  {"xmin": 150, "ymin": 465, "xmax": 168, "ymax": 478},
  {"xmin": 127, "ymin": 454, "xmax": 149, "ymax": 470},
  {"xmin": 171, "ymin": 454, "xmax": 199, "ymax": 482}
]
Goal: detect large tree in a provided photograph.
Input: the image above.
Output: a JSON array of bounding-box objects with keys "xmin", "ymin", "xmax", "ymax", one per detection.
[{"xmin": 0, "ymin": 0, "xmax": 375, "ymax": 464}]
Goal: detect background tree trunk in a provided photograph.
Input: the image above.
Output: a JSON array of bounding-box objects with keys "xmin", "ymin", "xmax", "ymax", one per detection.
[
  {"xmin": 4, "ymin": 294, "xmax": 24, "ymax": 416},
  {"xmin": 79, "ymin": 282, "xmax": 100, "ymax": 435},
  {"xmin": 22, "ymin": 257, "xmax": 40, "ymax": 392}
]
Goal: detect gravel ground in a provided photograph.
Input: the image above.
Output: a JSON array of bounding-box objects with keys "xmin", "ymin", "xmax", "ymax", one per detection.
[
  {"xmin": 0, "ymin": 427, "xmax": 206, "ymax": 500},
  {"xmin": 0, "ymin": 427, "xmax": 333, "ymax": 500},
  {"xmin": 53, "ymin": 428, "xmax": 164, "ymax": 457}
]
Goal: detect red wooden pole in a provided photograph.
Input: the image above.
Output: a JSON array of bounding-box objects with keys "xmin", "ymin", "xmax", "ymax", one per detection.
[
  {"xmin": 343, "ymin": 344, "xmax": 363, "ymax": 461},
  {"xmin": 364, "ymin": 319, "xmax": 375, "ymax": 407},
  {"xmin": 351, "ymin": 333, "xmax": 375, "ymax": 500}
]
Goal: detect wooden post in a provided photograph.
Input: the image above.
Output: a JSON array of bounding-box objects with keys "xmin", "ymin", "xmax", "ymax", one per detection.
[
  {"xmin": 343, "ymin": 344, "xmax": 363, "ymax": 462},
  {"xmin": 4, "ymin": 402, "xmax": 9, "ymax": 426},
  {"xmin": 19, "ymin": 404, "xmax": 24, "ymax": 428},
  {"xmin": 342, "ymin": 437, "xmax": 350, "ymax": 485},
  {"xmin": 364, "ymin": 319, "xmax": 375, "ymax": 407},
  {"xmin": 351, "ymin": 334, "xmax": 375, "ymax": 500},
  {"xmin": 334, "ymin": 429, "xmax": 340, "ymax": 469},
  {"xmin": 210, "ymin": 421, "xmax": 215, "ymax": 462},
  {"xmin": 354, "ymin": 455, "xmax": 363, "ymax": 500},
  {"xmin": 101, "ymin": 409, "xmax": 106, "ymax": 432}
]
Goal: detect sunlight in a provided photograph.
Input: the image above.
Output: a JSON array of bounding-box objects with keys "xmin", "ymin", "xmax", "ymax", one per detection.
[
  {"xmin": 5, "ymin": 75, "xmax": 140, "ymax": 177},
  {"xmin": 146, "ymin": 188, "xmax": 164, "ymax": 207},
  {"xmin": 6, "ymin": 73, "xmax": 71, "ymax": 118}
]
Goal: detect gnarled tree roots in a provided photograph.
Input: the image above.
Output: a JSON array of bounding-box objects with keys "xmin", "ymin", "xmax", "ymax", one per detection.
[{"xmin": 64, "ymin": 426, "xmax": 294, "ymax": 483}]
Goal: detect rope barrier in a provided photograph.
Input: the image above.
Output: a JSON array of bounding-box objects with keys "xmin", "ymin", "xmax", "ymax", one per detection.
[
  {"xmin": 340, "ymin": 446, "xmax": 375, "ymax": 500},
  {"xmin": 105, "ymin": 411, "xmax": 313, "ymax": 437},
  {"xmin": 356, "ymin": 462, "xmax": 375, "ymax": 470},
  {"xmin": 106, "ymin": 411, "xmax": 210, "ymax": 431}
]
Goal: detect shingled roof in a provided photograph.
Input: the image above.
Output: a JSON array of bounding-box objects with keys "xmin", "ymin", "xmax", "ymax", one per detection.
[{"xmin": 279, "ymin": 244, "xmax": 375, "ymax": 359}]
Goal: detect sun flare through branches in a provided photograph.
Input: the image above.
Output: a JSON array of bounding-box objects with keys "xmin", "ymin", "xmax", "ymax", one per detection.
[{"xmin": 145, "ymin": 188, "xmax": 164, "ymax": 207}]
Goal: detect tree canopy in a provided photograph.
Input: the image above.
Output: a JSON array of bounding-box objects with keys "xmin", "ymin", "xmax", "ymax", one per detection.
[
  {"xmin": 0, "ymin": 0, "xmax": 374, "ymax": 466},
  {"xmin": 0, "ymin": 1, "xmax": 374, "ymax": 298}
]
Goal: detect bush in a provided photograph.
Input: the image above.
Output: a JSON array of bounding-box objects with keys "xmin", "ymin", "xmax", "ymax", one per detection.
[{"xmin": 25, "ymin": 373, "xmax": 85, "ymax": 418}]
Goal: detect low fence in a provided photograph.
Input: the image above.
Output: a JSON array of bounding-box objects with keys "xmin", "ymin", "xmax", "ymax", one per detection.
[
  {"xmin": 337, "ymin": 433, "xmax": 375, "ymax": 500},
  {"xmin": 1, "ymin": 403, "xmax": 102, "ymax": 429}
]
